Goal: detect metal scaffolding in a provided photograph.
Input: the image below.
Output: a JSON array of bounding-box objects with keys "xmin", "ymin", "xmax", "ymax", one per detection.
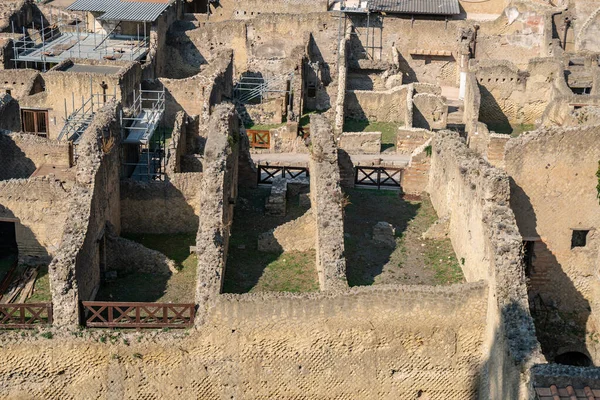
[
  {"xmin": 121, "ymin": 86, "xmax": 166, "ymax": 181},
  {"xmin": 233, "ymin": 72, "xmax": 294, "ymax": 104},
  {"xmin": 11, "ymin": 13, "xmax": 149, "ymax": 71}
]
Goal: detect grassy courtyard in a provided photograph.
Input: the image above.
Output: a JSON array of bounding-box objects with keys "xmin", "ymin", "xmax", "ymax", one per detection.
[
  {"xmin": 223, "ymin": 187, "xmax": 319, "ymax": 294},
  {"xmin": 343, "ymin": 189, "xmax": 464, "ymax": 287}
]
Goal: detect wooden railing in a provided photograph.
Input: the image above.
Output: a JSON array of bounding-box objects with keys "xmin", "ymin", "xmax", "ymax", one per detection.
[
  {"xmin": 82, "ymin": 302, "xmax": 195, "ymax": 329},
  {"xmin": 257, "ymin": 165, "xmax": 309, "ymax": 184},
  {"xmin": 247, "ymin": 129, "xmax": 271, "ymax": 149},
  {"xmin": 0, "ymin": 303, "xmax": 53, "ymax": 328},
  {"xmin": 355, "ymin": 167, "xmax": 403, "ymax": 189}
]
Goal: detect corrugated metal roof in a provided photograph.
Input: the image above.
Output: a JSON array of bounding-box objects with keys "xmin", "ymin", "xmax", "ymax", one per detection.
[
  {"xmin": 67, "ymin": 0, "xmax": 172, "ymax": 22},
  {"xmin": 368, "ymin": 0, "xmax": 460, "ymax": 15}
]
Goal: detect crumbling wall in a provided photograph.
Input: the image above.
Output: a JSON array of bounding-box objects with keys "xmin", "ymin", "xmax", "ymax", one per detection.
[
  {"xmin": 0, "ymin": 92, "xmax": 20, "ymax": 131},
  {"xmin": 402, "ymin": 140, "xmax": 432, "ymax": 195},
  {"xmin": 49, "ymin": 103, "xmax": 122, "ymax": 327},
  {"xmin": 105, "ymin": 232, "xmax": 177, "ymax": 276},
  {"xmin": 412, "ymin": 93, "xmax": 448, "ymax": 130},
  {"xmin": 505, "ymin": 125, "xmax": 600, "ymax": 363},
  {"xmin": 427, "ymin": 131, "xmax": 541, "ymax": 398},
  {"xmin": 396, "ymin": 127, "xmax": 432, "ymax": 154},
  {"xmin": 120, "ymin": 173, "xmax": 203, "ymax": 234},
  {"xmin": 0, "ymin": 176, "xmax": 70, "ymax": 259},
  {"xmin": 475, "ymin": 5, "xmax": 546, "ymax": 68},
  {"xmin": 243, "ymin": 98, "xmax": 284, "ymax": 126},
  {"xmin": 338, "ymin": 131, "xmax": 381, "ymax": 155},
  {"xmin": 348, "ymin": 15, "xmax": 462, "ymax": 85},
  {"xmin": 344, "ymin": 86, "xmax": 407, "ymax": 122},
  {"xmin": 159, "ymin": 50, "xmax": 233, "ymax": 131},
  {"xmin": 473, "ymin": 58, "xmax": 566, "ymax": 129},
  {"xmin": 309, "ymin": 114, "xmax": 347, "ymax": 291},
  {"xmin": 195, "ymin": 104, "xmax": 239, "ymax": 324},
  {"xmin": 0, "ymin": 282, "xmax": 488, "ymax": 399},
  {"xmin": 0, "ymin": 133, "xmax": 71, "ymax": 174},
  {"xmin": 0, "ymin": 69, "xmax": 42, "ymax": 99},
  {"xmin": 165, "ymin": 111, "xmax": 189, "ymax": 175}
]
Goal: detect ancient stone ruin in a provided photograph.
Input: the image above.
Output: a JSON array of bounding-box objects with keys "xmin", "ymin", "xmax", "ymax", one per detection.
[{"xmin": 1, "ymin": 0, "xmax": 600, "ymax": 398}]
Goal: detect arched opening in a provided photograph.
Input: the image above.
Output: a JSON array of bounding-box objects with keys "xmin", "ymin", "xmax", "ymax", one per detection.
[{"xmin": 555, "ymin": 351, "xmax": 593, "ymax": 367}]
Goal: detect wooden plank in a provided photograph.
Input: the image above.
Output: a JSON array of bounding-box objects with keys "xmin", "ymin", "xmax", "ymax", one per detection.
[{"xmin": 17, "ymin": 268, "xmax": 38, "ymax": 303}]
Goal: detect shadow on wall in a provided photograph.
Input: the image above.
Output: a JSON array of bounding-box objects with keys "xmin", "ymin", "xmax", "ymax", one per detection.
[
  {"xmin": 478, "ymin": 300, "xmax": 541, "ymax": 398},
  {"xmin": 478, "ymin": 85, "xmax": 513, "ymax": 134},
  {"xmin": 510, "ymin": 179, "xmax": 592, "ymax": 366},
  {"xmin": 0, "ymin": 136, "xmax": 36, "ymax": 180},
  {"xmin": 305, "ymin": 34, "xmax": 332, "ymax": 112},
  {"xmin": 398, "ymin": 52, "xmax": 418, "ymax": 84},
  {"xmin": 343, "ymin": 189, "xmax": 420, "ymax": 286},
  {"xmin": 120, "ymin": 178, "xmax": 200, "ymax": 235},
  {"xmin": 221, "ymin": 187, "xmax": 312, "ymax": 294},
  {"xmin": 162, "ymin": 21, "xmax": 208, "ymax": 79}
]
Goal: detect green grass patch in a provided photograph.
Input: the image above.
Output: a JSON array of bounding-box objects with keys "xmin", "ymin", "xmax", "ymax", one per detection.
[
  {"xmin": 423, "ymin": 239, "xmax": 464, "ymax": 285},
  {"xmin": 96, "ymin": 233, "xmax": 197, "ymax": 303},
  {"xmin": 223, "ymin": 187, "xmax": 319, "ymax": 294},
  {"xmin": 27, "ymin": 265, "xmax": 51, "ymax": 303},
  {"xmin": 343, "ymin": 119, "xmax": 401, "ymax": 151}
]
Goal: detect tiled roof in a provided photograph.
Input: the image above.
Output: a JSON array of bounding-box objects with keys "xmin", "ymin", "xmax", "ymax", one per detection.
[
  {"xmin": 536, "ymin": 385, "xmax": 600, "ymax": 400},
  {"xmin": 368, "ymin": 0, "xmax": 460, "ymax": 15}
]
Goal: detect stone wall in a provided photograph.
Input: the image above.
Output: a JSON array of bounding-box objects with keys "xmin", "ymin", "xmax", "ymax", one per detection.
[
  {"xmin": 427, "ymin": 131, "xmax": 541, "ymax": 398},
  {"xmin": 203, "ymin": 0, "xmax": 328, "ymax": 21},
  {"xmin": 243, "ymin": 98, "xmax": 284, "ymax": 126},
  {"xmin": 105, "ymin": 231, "xmax": 177, "ymax": 276},
  {"xmin": 0, "ymin": 176, "xmax": 70, "ymax": 260},
  {"xmin": 402, "ymin": 140, "xmax": 432, "ymax": 195},
  {"xmin": 473, "ymin": 58, "xmax": 568, "ymax": 129},
  {"xmin": 165, "ymin": 111, "xmax": 189, "ymax": 175},
  {"xmin": 0, "ymin": 92, "xmax": 20, "ymax": 131},
  {"xmin": 338, "ymin": 131, "xmax": 381, "ymax": 155},
  {"xmin": 396, "ymin": 127, "xmax": 432, "ymax": 154},
  {"xmin": 412, "ymin": 93, "xmax": 448, "ymax": 130},
  {"xmin": 0, "ymin": 68, "xmax": 43, "ymax": 99},
  {"xmin": 0, "ymin": 133, "xmax": 71, "ymax": 176},
  {"xmin": 159, "ymin": 50, "xmax": 233, "ymax": 131},
  {"xmin": 120, "ymin": 173, "xmax": 203, "ymax": 234},
  {"xmin": 348, "ymin": 15, "xmax": 462, "ymax": 86},
  {"xmin": 17, "ymin": 61, "xmax": 141, "ymax": 140},
  {"xmin": 344, "ymin": 86, "xmax": 407, "ymax": 122},
  {"xmin": 505, "ymin": 125, "xmax": 600, "ymax": 363},
  {"xmin": 195, "ymin": 104, "xmax": 240, "ymax": 324},
  {"xmin": 309, "ymin": 114, "xmax": 347, "ymax": 291},
  {"xmin": 49, "ymin": 102, "xmax": 122, "ymax": 327},
  {"xmin": 0, "ymin": 282, "xmax": 488, "ymax": 399}
]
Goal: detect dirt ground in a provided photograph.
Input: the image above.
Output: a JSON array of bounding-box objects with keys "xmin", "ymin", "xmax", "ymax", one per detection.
[
  {"xmin": 223, "ymin": 187, "xmax": 319, "ymax": 294},
  {"xmin": 343, "ymin": 189, "xmax": 464, "ymax": 287},
  {"xmin": 96, "ymin": 233, "xmax": 197, "ymax": 303}
]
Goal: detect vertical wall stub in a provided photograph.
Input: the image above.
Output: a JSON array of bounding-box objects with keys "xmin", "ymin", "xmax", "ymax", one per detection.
[
  {"xmin": 194, "ymin": 104, "xmax": 240, "ymax": 326},
  {"xmin": 309, "ymin": 114, "xmax": 348, "ymax": 291}
]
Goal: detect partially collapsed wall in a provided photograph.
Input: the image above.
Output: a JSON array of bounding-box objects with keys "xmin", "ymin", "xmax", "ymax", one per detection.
[{"xmin": 427, "ymin": 131, "xmax": 541, "ymax": 398}]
